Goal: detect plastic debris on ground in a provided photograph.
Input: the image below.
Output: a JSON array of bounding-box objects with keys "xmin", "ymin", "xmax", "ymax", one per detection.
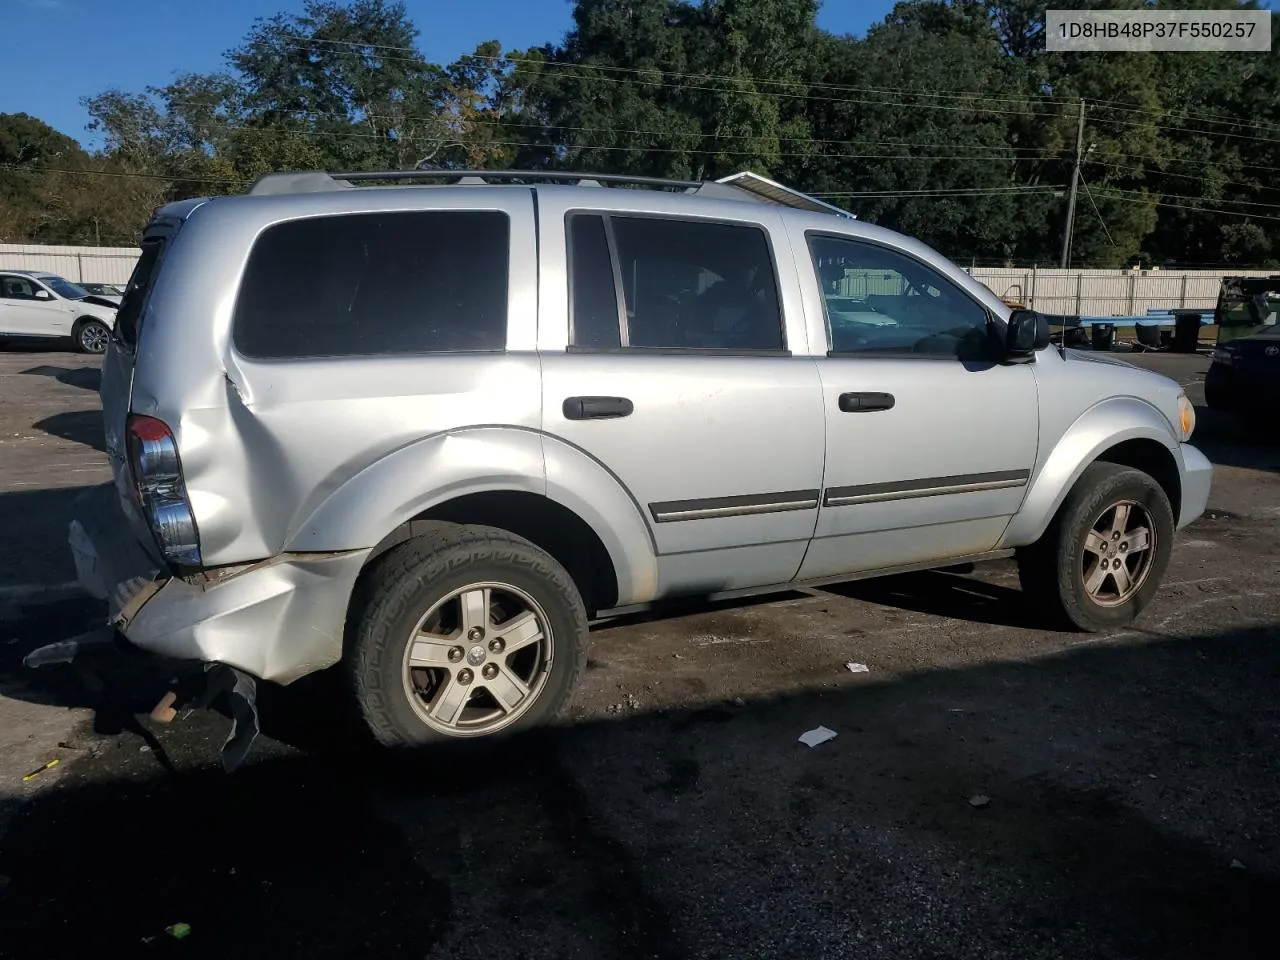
[
  {"xmin": 22, "ymin": 759, "xmax": 59, "ymax": 782},
  {"xmin": 845, "ymin": 661, "xmax": 870, "ymax": 674},
  {"xmin": 165, "ymin": 922, "xmax": 192, "ymax": 940},
  {"xmin": 798, "ymin": 726, "xmax": 838, "ymax": 748},
  {"xmin": 969, "ymin": 794, "xmax": 991, "ymax": 808}
]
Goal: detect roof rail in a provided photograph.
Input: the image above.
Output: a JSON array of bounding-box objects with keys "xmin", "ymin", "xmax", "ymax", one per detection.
[
  {"xmin": 247, "ymin": 169, "xmax": 701, "ymax": 195},
  {"xmin": 339, "ymin": 169, "xmax": 703, "ymax": 189},
  {"xmin": 245, "ymin": 167, "xmax": 854, "ymax": 217}
]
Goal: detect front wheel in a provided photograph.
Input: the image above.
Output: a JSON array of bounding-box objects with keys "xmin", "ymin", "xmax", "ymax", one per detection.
[
  {"xmin": 1017, "ymin": 462, "xmax": 1174, "ymax": 631},
  {"xmin": 74, "ymin": 318, "xmax": 110, "ymax": 354},
  {"xmin": 348, "ymin": 523, "xmax": 589, "ymax": 747}
]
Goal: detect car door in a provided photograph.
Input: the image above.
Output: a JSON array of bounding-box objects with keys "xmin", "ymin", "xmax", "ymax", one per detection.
[
  {"xmin": 537, "ymin": 191, "xmax": 826, "ymax": 597},
  {"xmin": 0, "ymin": 274, "xmax": 65, "ymax": 336},
  {"xmin": 793, "ymin": 228, "xmax": 1039, "ymax": 579}
]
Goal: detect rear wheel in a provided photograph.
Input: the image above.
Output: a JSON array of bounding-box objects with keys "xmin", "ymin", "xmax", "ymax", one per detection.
[
  {"xmin": 1017, "ymin": 462, "xmax": 1174, "ymax": 631},
  {"xmin": 348, "ymin": 523, "xmax": 589, "ymax": 747},
  {"xmin": 74, "ymin": 318, "xmax": 110, "ymax": 354}
]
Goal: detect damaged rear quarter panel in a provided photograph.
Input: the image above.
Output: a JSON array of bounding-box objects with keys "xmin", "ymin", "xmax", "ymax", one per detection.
[{"xmin": 130, "ymin": 189, "xmax": 542, "ymax": 567}]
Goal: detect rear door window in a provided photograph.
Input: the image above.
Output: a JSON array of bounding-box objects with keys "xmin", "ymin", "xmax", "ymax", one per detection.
[
  {"xmin": 566, "ymin": 213, "xmax": 785, "ymax": 352},
  {"xmin": 232, "ymin": 210, "xmax": 510, "ymax": 359}
]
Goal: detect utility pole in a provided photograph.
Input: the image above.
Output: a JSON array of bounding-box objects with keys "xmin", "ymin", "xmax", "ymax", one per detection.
[{"xmin": 1060, "ymin": 98, "xmax": 1085, "ymax": 268}]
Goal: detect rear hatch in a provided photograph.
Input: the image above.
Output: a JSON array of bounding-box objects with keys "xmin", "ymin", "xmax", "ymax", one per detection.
[{"xmin": 99, "ymin": 210, "xmax": 192, "ymax": 529}]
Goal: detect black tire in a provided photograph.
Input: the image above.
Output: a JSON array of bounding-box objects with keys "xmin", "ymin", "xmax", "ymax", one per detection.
[
  {"xmin": 348, "ymin": 522, "xmax": 589, "ymax": 747},
  {"xmin": 74, "ymin": 318, "xmax": 110, "ymax": 354},
  {"xmin": 1203, "ymin": 364, "xmax": 1232, "ymax": 412},
  {"xmin": 1017, "ymin": 462, "xmax": 1175, "ymax": 631}
]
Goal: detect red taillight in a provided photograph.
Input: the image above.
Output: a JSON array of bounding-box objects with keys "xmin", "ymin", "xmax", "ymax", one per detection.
[{"xmin": 126, "ymin": 414, "xmax": 201, "ymax": 567}]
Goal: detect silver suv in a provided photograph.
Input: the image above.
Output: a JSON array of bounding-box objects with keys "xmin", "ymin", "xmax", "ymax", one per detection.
[{"xmin": 56, "ymin": 169, "xmax": 1212, "ymax": 752}]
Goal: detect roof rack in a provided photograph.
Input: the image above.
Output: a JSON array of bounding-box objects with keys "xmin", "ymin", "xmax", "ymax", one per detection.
[{"xmin": 245, "ymin": 168, "xmax": 854, "ymax": 217}]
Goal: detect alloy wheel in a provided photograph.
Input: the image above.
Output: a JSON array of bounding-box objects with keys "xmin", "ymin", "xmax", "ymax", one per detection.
[
  {"xmin": 1080, "ymin": 499, "xmax": 1157, "ymax": 607},
  {"xmin": 401, "ymin": 581, "xmax": 554, "ymax": 736}
]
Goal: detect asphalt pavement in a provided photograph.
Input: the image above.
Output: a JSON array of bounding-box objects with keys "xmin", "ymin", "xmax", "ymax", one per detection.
[{"xmin": 0, "ymin": 345, "xmax": 1278, "ymax": 959}]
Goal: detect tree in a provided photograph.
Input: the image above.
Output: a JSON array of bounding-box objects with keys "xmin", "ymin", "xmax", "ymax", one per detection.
[
  {"xmin": 4, "ymin": 0, "xmax": 1276, "ymax": 263},
  {"xmin": 229, "ymin": 0, "xmax": 455, "ymax": 170}
]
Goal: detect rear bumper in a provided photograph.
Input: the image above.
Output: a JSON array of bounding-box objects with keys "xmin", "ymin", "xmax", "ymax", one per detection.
[
  {"xmin": 69, "ymin": 483, "xmax": 370, "ymax": 684},
  {"xmin": 1177, "ymin": 443, "xmax": 1213, "ymax": 530}
]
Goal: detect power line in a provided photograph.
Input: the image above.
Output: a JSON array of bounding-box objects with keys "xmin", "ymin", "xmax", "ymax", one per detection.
[
  {"xmin": 1103, "ymin": 186, "xmax": 1280, "ymax": 211},
  {"xmin": 283, "ymin": 34, "xmax": 1280, "ymax": 145},
  {"xmin": 275, "ymin": 34, "xmax": 1066, "ymax": 121},
  {"xmin": 1078, "ymin": 171, "xmax": 1116, "ymax": 248},
  {"xmin": 1086, "ymin": 98, "xmax": 1280, "ymax": 137},
  {"xmin": 1086, "ymin": 159, "xmax": 1266, "ymax": 191},
  {"xmin": 814, "ymin": 185, "xmax": 1060, "ymax": 198},
  {"xmin": 284, "ymin": 34, "xmax": 1081, "ymax": 109},
  {"xmin": 156, "ymin": 99, "xmax": 1067, "ymax": 155},
  {"xmin": 1092, "ymin": 188, "xmax": 1280, "ymax": 223},
  {"xmin": 154, "ymin": 92, "xmax": 1280, "ymax": 178}
]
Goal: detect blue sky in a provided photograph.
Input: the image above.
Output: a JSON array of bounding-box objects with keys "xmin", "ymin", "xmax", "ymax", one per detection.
[{"xmin": 0, "ymin": 0, "xmax": 895, "ymax": 148}]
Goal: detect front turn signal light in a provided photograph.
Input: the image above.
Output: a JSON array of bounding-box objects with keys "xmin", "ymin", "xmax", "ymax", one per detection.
[{"xmin": 1177, "ymin": 392, "xmax": 1196, "ymax": 442}]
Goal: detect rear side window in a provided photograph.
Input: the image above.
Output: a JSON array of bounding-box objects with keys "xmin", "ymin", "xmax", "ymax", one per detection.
[
  {"xmin": 233, "ymin": 210, "xmax": 509, "ymax": 359},
  {"xmin": 115, "ymin": 238, "xmax": 163, "ymax": 348}
]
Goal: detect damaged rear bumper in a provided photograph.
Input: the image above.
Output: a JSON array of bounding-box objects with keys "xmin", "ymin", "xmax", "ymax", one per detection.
[{"xmin": 67, "ymin": 483, "xmax": 371, "ymax": 684}]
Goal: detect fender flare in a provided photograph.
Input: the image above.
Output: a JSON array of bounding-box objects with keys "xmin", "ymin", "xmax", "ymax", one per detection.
[
  {"xmin": 541, "ymin": 434, "xmax": 659, "ymax": 608},
  {"xmin": 1001, "ymin": 396, "xmax": 1182, "ymax": 547},
  {"xmin": 282, "ymin": 427, "xmax": 659, "ymax": 608}
]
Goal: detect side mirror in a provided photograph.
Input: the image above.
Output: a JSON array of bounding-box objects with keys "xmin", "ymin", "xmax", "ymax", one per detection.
[
  {"xmin": 1005, "ymin": 308, "xmax": 1051, "ymax": 358},
  {"xmin": 34, "ymin": 289, "xmax": 52, "ymax": 301}
]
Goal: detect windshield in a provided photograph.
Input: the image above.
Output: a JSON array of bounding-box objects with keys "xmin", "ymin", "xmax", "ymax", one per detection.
[{"xmin": 42, "ymin": 276, "xmax": 90, "ymax": 300}]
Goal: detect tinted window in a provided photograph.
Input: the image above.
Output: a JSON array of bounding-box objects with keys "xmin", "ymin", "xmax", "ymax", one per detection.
[
  {"xmin": 811, "ymin": 235, "xmax": 991, "ymax": 359},
  {"xmin": 116, "ymin": 239, "xmax": 164, "ymax": 348},
  {"xmin": 234, "ymin": 211, "xmax": 509, "ymax": 359},
  {"xmin": 569, "ymin": 215, "xmax": 783, "ymax": 351},
  {"xmin": 568, "ymin": 214, "xmax": 621, "ymax": 348}
]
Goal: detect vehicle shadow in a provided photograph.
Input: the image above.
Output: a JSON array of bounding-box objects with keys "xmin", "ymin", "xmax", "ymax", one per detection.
[
  {"xmin": 0, "ymin": 486, "xmax": 97, "ymax": 590},
  {"xmin": 0, "ymin": 623, "xmax": 1276, "ymax": 958},
  {"xmin": 19, "ymin": 363, "xmax": 101, "ymax": 392},
  {"xmin": 1191, "ymin": 404, "xmax": 1280, "ymax": 472},
  {"xmin": 816, "ymin": 568, "xmax": 1037, "ymax": 629},
  {"xmin": 31, "ymin": 410, "xmax": 106, "ymax": 452}
]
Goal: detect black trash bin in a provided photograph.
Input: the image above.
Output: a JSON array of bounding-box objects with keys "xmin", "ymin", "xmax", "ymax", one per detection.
[
  {"xmin": 1173, "ymin": 311, "xmax": 1201, "ymax": 353},
  {"xmin": 1091, "ymin": 322, "xmax": 1115, "ymax": 351}
]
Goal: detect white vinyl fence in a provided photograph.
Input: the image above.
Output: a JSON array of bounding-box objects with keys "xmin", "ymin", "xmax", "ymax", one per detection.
[
  {"xmin": 968, "ymin": 266, "xmax": 1279, "ymax": 318},
  {"xmin": 1, "ymin": 243, "xmax": 1275, "ymax": 320},
  {"xmin": 0, "ymin": 244, "xmax": 141, "ymax": 285}
]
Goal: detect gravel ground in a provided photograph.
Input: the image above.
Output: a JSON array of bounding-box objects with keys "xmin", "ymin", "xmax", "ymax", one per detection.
[{"xmin": 0, "ymin": 345, "xmax": 1277, "ymax": 959}]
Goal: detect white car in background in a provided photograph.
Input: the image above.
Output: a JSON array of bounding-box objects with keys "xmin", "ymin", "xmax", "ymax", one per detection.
[
  {"xmin": 0, "ymin": 270, "xmax": 118, "ymax": 353},
  {"xmin": 80, "ymin": 282, "xmax": 126, "ymax": 306}
]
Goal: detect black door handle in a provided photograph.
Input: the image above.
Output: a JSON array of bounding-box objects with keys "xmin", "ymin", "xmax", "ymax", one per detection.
[
  {"xmin": 563, "ymin": 396, "xmax": 634, "ymax": 420},
  {"xmin": 838, "ymin": 392, "xmax": 895, "ymax": 413}
]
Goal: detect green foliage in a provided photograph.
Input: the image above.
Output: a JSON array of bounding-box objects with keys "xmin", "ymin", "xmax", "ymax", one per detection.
[{"xmin": 5, "ymin": 0, "xmax": 1278, "ymax": 267}]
